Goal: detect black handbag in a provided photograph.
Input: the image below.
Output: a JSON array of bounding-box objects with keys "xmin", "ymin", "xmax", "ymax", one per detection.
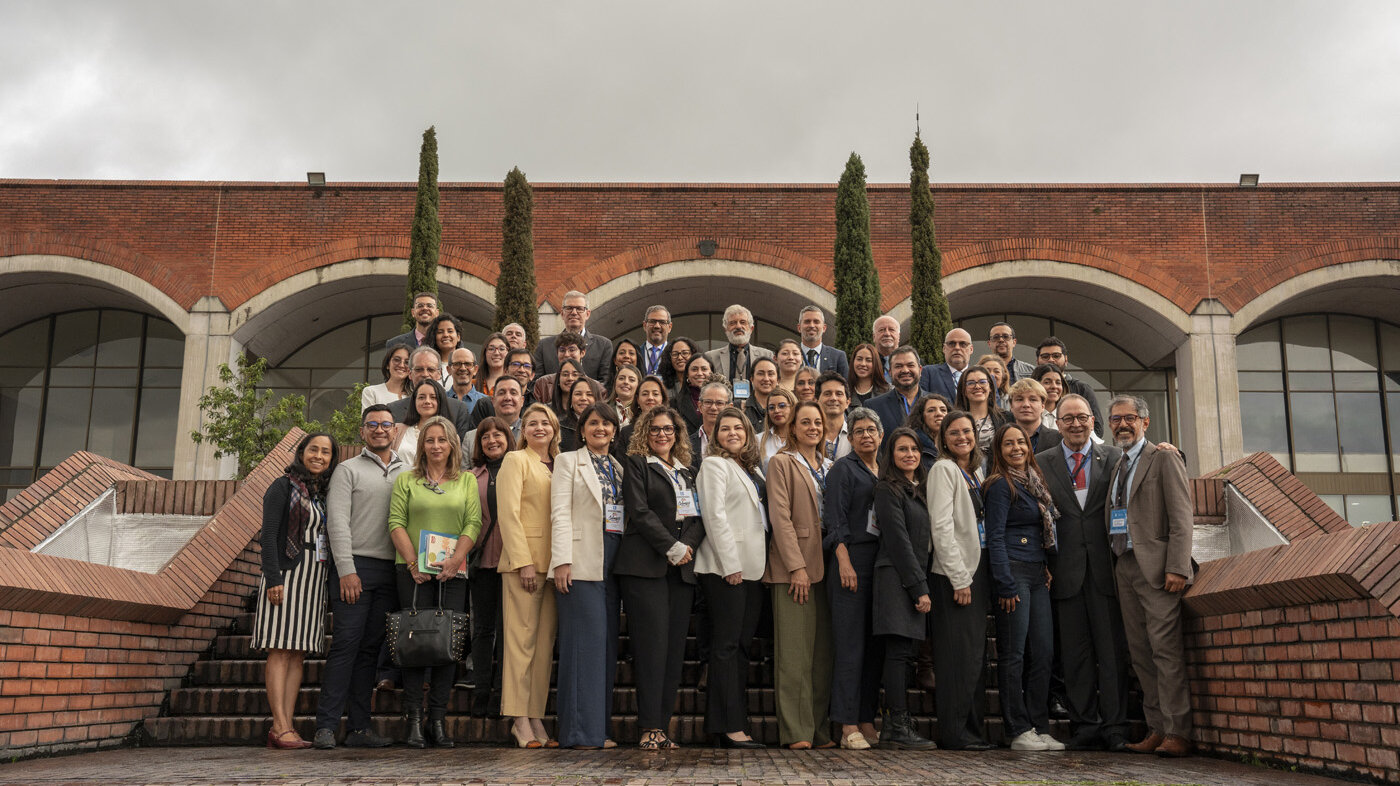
[{"xmin": 385, "ymin": 582, "xmax": 470, "ymax": 668}]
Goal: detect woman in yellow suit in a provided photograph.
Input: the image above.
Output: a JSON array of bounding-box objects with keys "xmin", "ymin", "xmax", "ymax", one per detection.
[{"xmin": 496, "ymin": 402, "xmax": 562, "ymax": 748}]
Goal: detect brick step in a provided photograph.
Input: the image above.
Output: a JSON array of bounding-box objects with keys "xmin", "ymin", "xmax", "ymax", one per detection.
[
  {"xmin": 228, "ymin": 610, "xmax": 722, "ymax": 637},
  {"xmin": 212, "ymin": 634, "xmax": 749, "ymax": 664}
]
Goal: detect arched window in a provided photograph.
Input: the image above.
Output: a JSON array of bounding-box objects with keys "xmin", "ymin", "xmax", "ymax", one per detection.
[
  {"xmin": 1237, "ymin": 315, "xmax": 1400, "ymax": 525},
  {"xmin": 0, "ymin": 309, "xmax": 184, "ymax": 499}
]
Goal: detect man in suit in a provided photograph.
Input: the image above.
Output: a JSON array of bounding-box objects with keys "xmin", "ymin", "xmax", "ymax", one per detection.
[
  {"xmin": 467, "ymin": 348, "xmax": 537, "ymax": 426},
  {"xmin": 385, "ymin": 292, "xmax": 440, "ymax": 350},
  {"xmin": 1036, "ymin": 337, "xmax": 1105, "ymax": 438},
  {"xmin": 534, "ymin": 291, "xmax": 613, "ymax": 385},
  {"xmin": 796, "ymin": 306, "xmax": 849, "ymax": 378},
  {"xmin": 918, "ymin": 328, "xmax": 973, "ymax": 402},
  {"xmin": 690, "ymin": 381, "xmax": 733, "ymax": 473},
  {"xmin": 1036, "ymin": 393, "xmax": 1130, "ymax": 753},
  {"xmin": 865, "ymin": 346, "xmax": 924, "ymax": 451},
  {"xmin": 387, "ymin": 346, "xmax": 473, "ymax": 438},
  {"xmin": 1106, "ymin": 394, "xmax": 1194, "ymax": 758},
  {"xmin": 1008, "ymin": 378, "xmax": 1061, "ymax": 453},
  {"xmin": 705, "ymin": 304, "xmax": 773, "ymax": 384},
  {"xmin": 989, "ymin": 322, "xmax": 1037, "ymax": 383},
  {"xmin": 462, "ymin": 376, "xmax": 525, "ymax": 452},
  {"xmin": 640, "ymin": 305, "xmax": 673, "ymax": 378},
  {"xmin": 872, "ymin": 315, "xmax": 900, "ymax": 376}
]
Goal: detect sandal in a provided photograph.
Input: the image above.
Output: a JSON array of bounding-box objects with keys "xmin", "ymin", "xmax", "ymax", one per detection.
[
  {"xmin": 638, "ymin": 729, "xmax": 665, "ymax": 750},
  {"xmin": 660, "ymin": 733, "xmax": 680, "ymax": 749}
]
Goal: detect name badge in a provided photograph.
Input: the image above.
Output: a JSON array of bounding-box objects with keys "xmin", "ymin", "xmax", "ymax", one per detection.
[
  {"xmin": 733, "ymin": 380, "xmax": 751, "ymax": 400},
  {"xmin": 977, "ymin": 517, "xmax": 986, "ymax": 548},
  {"xmin": 1109, "ymin": 507, "xmax": 1129, "ymax": 535},
  {"xmin": 315, "ymin": 532, "xmax": 329, "ymax": 562},
  {"xmin": 676, "ymin": 489, "xmax": 700, "ymax": 518},
  {"xmin": 865, "ymin": 509, "xmax": 880, "ymax": 537},
  {"xmin": 605, "ymin": 504, "xmax": 625, "ymax": 534}
]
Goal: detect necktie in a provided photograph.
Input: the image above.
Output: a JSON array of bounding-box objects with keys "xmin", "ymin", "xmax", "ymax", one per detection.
[
  {"xmin": 648, "ymin": 346, "xmax": 660, "ymax": 374},
  {"xmin": 807, "ymin": 349, "xmax": 819, "ymax": 368},
  {"xmin": 1110, "ymin": 453, "xmax": 1129, "ymax": 556},
  {"xmin": 1070, "ymin": 452, "xmax": 1086, "ymax": 491}
]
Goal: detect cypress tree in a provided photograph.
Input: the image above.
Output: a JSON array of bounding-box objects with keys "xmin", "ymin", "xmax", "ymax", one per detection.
[
  {"xmin": 833, "ymin": 152, "xmax": 880, "ymax": 355},
  {"xmin": 495, "ymin": 166, "xmax": 539, "ymax": 348},
  {"xmin": 908, "ymin": 132, "xmax": 952, "ymax": 364},
  {"xmin": 402, "ymin": 126, "xmax": 441, "ymax": 332}
]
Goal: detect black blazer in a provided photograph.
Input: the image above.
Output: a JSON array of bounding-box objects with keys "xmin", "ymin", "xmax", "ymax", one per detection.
[
  {"xmin": 674, "ymin": 387, "xmax": 702, "ymax": 435},
  {"xmin": 387, "ymin": 395, "xmax": 474, "ymax": 440},
  {"xmin": 533, "ymin": 332, "xmax": 615, "ymax": 387},
  {"xmin": 871, "ymin": 478, "xmax": 931, "ymax": 641},
  {"xmin": 1037, "ymin": 441, "xmax": 1122, "ymax": 600},
  {"xmin": 614, "ymin": 455, "xmax": 706, "ymax": 583},
  {"xmin": 1030, "ymin": 424, "xmax": 1063, "ymax": 453}
]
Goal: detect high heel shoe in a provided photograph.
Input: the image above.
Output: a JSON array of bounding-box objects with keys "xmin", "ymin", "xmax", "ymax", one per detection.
[
  {"xmin": 267, "ymin": 729, "xmax": 312, "ymax": 749},
  {"xmin": 511, "ymin": 726, "xmax": 543, "ymax": 749},
  {"xmin": 714, "ymin": 733, "xmax": 765, "ymax": 749}
]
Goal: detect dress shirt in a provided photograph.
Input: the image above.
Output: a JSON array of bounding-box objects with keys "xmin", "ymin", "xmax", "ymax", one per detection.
[{"xmin": 1061, "ymin": 441, "xmax": 1093, "ymax": 509}]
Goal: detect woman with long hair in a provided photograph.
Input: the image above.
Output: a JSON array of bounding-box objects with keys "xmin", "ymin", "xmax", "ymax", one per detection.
[
  {"xmin": 546, "ymin": 358, "xmax": 587, "ymax": 418},
  {"xmin": 793, "ymin": 366, "xmax": 818, "ymax": 403},
  {"xmin": 742, "ymin": 357, "xmax": 780, "ymax": 431},
  {"xmin": 765, "ymin": 400, "xmax": 835, "ymax": 750},
  {"xmin": 870, "ymin": 427, "xmax": 936, "ymax": 749},
  {"xmin": 774, "ymin": 338, "xmax": 803, "ymax": 392},
  {"xmin": 663, "ymin": 337, "xmax": 701, "ymax": 394},
  {"xmin": 1031, "ymin": 364, "xmax": 1066, "ymax": 430},
  {"xmin": 955, "ymin": 365, "xmax": 1010, "ymax": 454},
  {"xmin": 610, "ymin": 338, "xmax": 642, "ymax": 385},
  {"xmin": 757, "ymin": 386, "xmax": 797, "ymax": 470},
  {"xmin": 550, "ymin": 402, "xmax": 626, "ymax": 749},
  {"xmin": 386, "ymin": 416, "xmax": 480, "ymax": 748},
  {"xmin": 475, "ymin": 332, "xmax": 510, "ymax": 397},
  {"xmin": 466, "ymin": 417, "xmax": 517, "ymax": 719},
  {"xmin": 616, "ymin": 406, "xmax": 705, "ymax": 749},
  {"xmin": 905, "ymin": 394, "xmax": 952, "ymax": 473},
  {"xmin": 362, "ymin": 345, "xmax": 412, "ymax": 410},
  {"xmin": 984, "ymin": 423, "xmax": 1063, "ymax": 752},
  {"xmin": 926, "ymin": 411, "xmax": 994, "ymax": 751},
  {"xmin": 427, "ymin": 314, "xmax": 464, "ymax": 384},
  {"xmin": 558, "ymin": 376, "xmax": 598, "ymax": 453},
  {"xmin": 676, "ymin": 353, "xmax": 714, "ymax": 434},
  {"xmin": 609, "ymin": 363, "xmax": 642, "ymax": 427},
  {"xmin": 847, "ymin": 343, "xmax": 890, "ymax": 408},
  {"xmin": 392, "ymin": 379, "xmax": 449, "ymax": 467},
  {"xmin": 977, "ymin": 354, "xmax": 1010, "ymax": 409},
  {"xmin": 254, "ymin": 431, "xmax": 340, "ymax": 749},
  {"xmin": 694, "ymin": 407, "xmax": 768, "ymax": 749},
  {"xmin": 497, "ymin": 403, "xmax": 562, "ymax": 748}
]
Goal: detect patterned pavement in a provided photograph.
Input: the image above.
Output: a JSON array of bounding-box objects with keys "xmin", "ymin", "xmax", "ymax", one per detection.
[{"xmin": 0, "ymin": 745, "xmax": 1358, "ymax": 785}]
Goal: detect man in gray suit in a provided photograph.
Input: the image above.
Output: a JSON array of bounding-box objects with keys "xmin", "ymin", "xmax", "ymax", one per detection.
[
  {"xmin": 704, "ymin": 304, "xmax": 773, "ymax": 384},
  {"xmin": 1036, "ymin": 393, "xmax": 1129, "ymax": 752},
  {"xmin": 533, "ymin": 290, "xmax": 614, "ymax": 385},
  {"xmin": 1106, "ymin": 395, "xmax": 1194, "ymax": 758}
]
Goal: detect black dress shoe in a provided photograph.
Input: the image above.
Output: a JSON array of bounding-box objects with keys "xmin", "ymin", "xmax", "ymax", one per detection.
[
  {"xmin": 947, "ymin": 740, "xmax": 994, "ymax": 751},
  {"xmin": 1105, "ymin": 734, "xmax": 1130, "ymax": 753},
  {"xmin": 1067, "ymin": 731, "xmax": 1106, "ymax": 751},
  {"xmin": 714, "ymin": 734, "xmax": 765, "ymax": 749}
]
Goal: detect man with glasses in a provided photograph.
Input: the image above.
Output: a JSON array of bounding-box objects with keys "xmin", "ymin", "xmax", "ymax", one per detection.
[
  {"xmin": 641, "ymin": 305, "xmax": 673, "ymax": 377},
  {"xmin": 690, "ymin": 380, "xmax": 733, "ymax": 473},
  {"xmin": 988, "ymin": 322, "xmax": 1036, "ymax": 383},
  {"xmin": 867, "ymin": 346, "xmax": 925, "ymax": 452},
  {"xmin": 387, "ymin": 346, "xmax": 473, "ymax": 438},
  {"xmin": 468, "ymin": 349, "xmax": 538, "ymax": 426},
  {"xmin": 1036, "ymin": 337, "xmax": 1105, "ymax": 437},
  {"xmin": 1034, "ymin": 394, "xmax": 1130, "ymax": 754},
  {"xmin": 816, "ymin": 372, "xmax": 852, "ymax": 460},
  {"xmin": 705, "ymin": 304, "xmax": 773, "ymax": 384},
  {"xmin": 386, "ymin": 292, "xmax": 440, "ymax": 351},
  {"xmin": 447, "ymin": 348, "xmax": 485, "ymax": 408},
  {"xmin": 919, "ymin": 328, "xmax": 973, "ymax": 403},
  {"xmin": 533, "ymin": 290, "xmax": 613, "ymax": 385},
  {"xmin": 312, "ymin": 404, "xmax": 405, "ymax": 749}
]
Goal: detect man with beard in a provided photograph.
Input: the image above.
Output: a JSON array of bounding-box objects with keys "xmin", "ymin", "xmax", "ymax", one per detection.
[
  {"xmin": 386, "ymin": 292, "xmax": 440, "ymax": 350},
  {"xmin": 386, "ymin": 346, "xmax": 473, "ymax": 438},
  {"xmin": 866, "ymin": 346, "xmax": 924, "ymax": 452},
  {"xmin": 918, "ymin": 328, "xmax": 974, "ymax": 403},
  {"xmin": 871, "ymin": 315, "xmax": 900, "ymax": 376},
  {"xmin": 641, "ymin": 305, "xmax": 673, "ymax": 377},
  {"xmin": 1036, "ymin": 337, "xmax": 1105, "ymax": 438},
  {"xmin": 704, "ymin": 304, "xmax": 774, "ymax": 386},
  {"xmin": 797, "ymin": 306, "xmax": 848, "ymax": 378},
  {"xmin": 988, "ymin": 322, "xmax": 1037, "ymax": 383}
]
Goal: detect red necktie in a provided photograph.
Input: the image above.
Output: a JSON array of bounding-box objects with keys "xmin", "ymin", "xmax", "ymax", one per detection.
[{"xmin": 1070, "ymin": 452, "xmax": 1086, "ymax": 491}]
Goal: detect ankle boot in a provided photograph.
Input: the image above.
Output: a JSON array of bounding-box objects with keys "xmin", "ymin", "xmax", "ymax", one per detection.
[
  {"xmin": 879, "ymin": 709, "xmax": 935, "ymax": 750},
  {"xmin": 404, "ymin": 707, "xmax": 426, "ymax": 749},
  {"xmin": 426, "ymin": 716, "xmax": 455, "ymax": 748}
]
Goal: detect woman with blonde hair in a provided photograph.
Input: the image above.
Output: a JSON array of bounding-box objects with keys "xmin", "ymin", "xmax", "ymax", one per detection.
[{"xmin": 757, "ymin": 386, "xmax": 798, "ymax": 470}]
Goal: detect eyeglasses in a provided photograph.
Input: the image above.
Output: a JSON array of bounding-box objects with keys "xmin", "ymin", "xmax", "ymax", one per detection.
[
  {"xmin": 645, "ymin": 319, "xmax": 671, "ymax": 326},
  {"xmin": 389, "ymin": 357, "xmax": 409, "ymax": 366},
  {"xmin": 1108, "ymin": 414, "xmax": 1142, "ymax": 426},
  {"xmin": 965, "ymin": 379, "xmax": 990, "ymax": 389},
  {"xmin": 649, "ymin": 425, "xmax": 676, "ymax": 436},
  {"xmin": 363, "ymin": 420, "xmax": 395, "ymax": 430},
  {"xmin": 767, "ymin": 402, "xmax": 790, "ymax": 411},
  {"xmin": 449, "ymin": 361, "xmax": 476, "ymax": 369},
  {"xmin": 672, "ymin": 349, "xmax": 692, "ymax": 358},
  {"xmin": 989, "ymin": 333, "xmax": 1015, "ymax": 342},
  {"xmin": 410, "ymin": 366, "xmax": 437, "ymax": 375},
  {"xmin": 700, "ymin": 399, "xmax": 729, "ymax": 408},
  {"xmin": 1039, "ymin": 351, "xmax": 1066, "ymax": 362},
  {"xmin": 508, "ymin": 361, "xmax": 533, "ymax": 370},
  {"xmin": 851, "ymin": 427, "xmax": 880, "ymax": 438},
  {"xmin": 561, "ymin": 305, "xmax": 588, "ymax": 313},
  {"xmin": 1057, "ymin": 414, "xmax": 1093, "ymax": 426}
]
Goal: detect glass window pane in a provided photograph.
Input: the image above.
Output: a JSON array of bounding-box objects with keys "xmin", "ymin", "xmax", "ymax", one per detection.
[
  {"xmin": 1238, "ymin": 372, "xmax": 1283, "ymax": 391},
  {"xmin": 0, "ymin": 388, "xmax": 42, "ymax": 466},
  {"xmin": 369, "ymin": 314, "xmax": 403, "ymax": 349},
  {"xmin": 134, "ymin": 388, "xmax": 180, "ymax": 468},
  {"xmin": 310, "ymin": 368, "xmax": 364, "ymax": 390},
  {"xmin": 1236, "ymin": 322, "xmax": 1282, "ymax": 371},
  {"xmin": 0, "ymin": 367, "xmax": 46, "ymax": 387},
  {"xmin": 94, "ymin": 368, "xmax": 139, "ymax": 387},
  {"xmin": 0, "ymin": 320, "xmax": 49, "ymax": 366},
  {"xmin": 85, "ymin": 388, "xmax": 136, "ymax": 462},
  {"xmin": 1288, "ymin": 392, "xmax": 1339, "ymax": 472},
  {"xmin": 1329, "ymin": 316, "xmax": 1379, "ymax": 372},
  {"xmin": 39, "ymin": 388, "xmax": 92, "ymax": 465},
  {"xmin": 49, "ymin": 311, "xmax": 99, "ymax": 368},
  {"xmin": 1240, "ymin": 392, "xmax": 1290, "ymax": 469},
  {"xmin": 1389, "ymin": 392, "xmax": 1400, "ymax": 467},
  {"xmin": 1048, "ymin": 320, "xmax": 1136, "ymax": 371},
  {"xmin": 1288, "ymin": 372, "xmax": 1334, "ymax": 391},
  {"xmin": 281, "ymin": 322, "xmax": 365, "ymax": 369},
  {"xmin": 1110, "ymin": 371, "xmax": 1168, "ymax": 390},
  {"xmin": 1342, "ymin": 495, "xmax": 1393, "ymax": 526},
  {"xmin": 1336, "ymin": 393, "xmax": 1387, "ymax": 472},
  {"xmin": 1333, "ymin": 372, "xmax": 1380, "ymax": 392},
  {"xmin": 1317, "ymin": 494, "xmax": 1344, "ymax": 520},
  {"xmin": 1382, "ymin": 323, "xmax": 1400, "ymax": 373},
  {"xmin": 47, "ymin": 367, "xmax": 93, "ymax": 387},
  {"xmin": 141, "ymin": 368, "xmax": 183, "ymax": 387},
  {"xmin": 95, "ymin": 311, "xmax": 143, "ymax": 367},
  {"xmin": 142, "ymin": 319, "xmax": 186, "ymax": 367}
]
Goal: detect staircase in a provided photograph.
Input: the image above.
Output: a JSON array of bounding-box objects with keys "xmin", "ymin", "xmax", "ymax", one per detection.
[{"xmin": 146, "ymin": 598, "xmax": 1078, "ymax": 746}]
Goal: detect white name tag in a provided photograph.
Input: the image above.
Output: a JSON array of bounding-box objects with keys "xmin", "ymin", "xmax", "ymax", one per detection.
[
  {"xmin": 865, "ymin": 509, "xmax": 880, "ymax": 537},
  {"xmin": 676, "ymin": 489, "xmax": 699, "ymax": 518},
  {"xmin": 733, "ymin": 380, "xmax": 751, "ymax": 400},
  {"xmin": 1109, "ymin": 507, "xmax": 1129, "ymax": 535},
  {"xmin": 315, "ymin": 533, "xmax": 328, "ymax": 562},
  {"xmin": 604, "ymin": 503, "xmax": 625, "ymax": 534}
]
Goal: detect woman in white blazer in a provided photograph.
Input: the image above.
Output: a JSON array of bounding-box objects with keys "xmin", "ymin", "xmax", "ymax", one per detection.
[
  {"xmin": 549, "ymin": 403, "xmax": 625, "ymax": 749},
  {"xmin": 694, "ymin": 406, "xmax": 768, "ymax": 749},
  {"xmin": 926, "ymin": 410, "xmax": 995, "ymax": 751}
]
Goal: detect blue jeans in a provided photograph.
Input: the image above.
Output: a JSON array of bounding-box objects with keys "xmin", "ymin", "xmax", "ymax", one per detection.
[{"xmin": 994, "ymin": 559, "xmax": 1052, "ymax": 737}]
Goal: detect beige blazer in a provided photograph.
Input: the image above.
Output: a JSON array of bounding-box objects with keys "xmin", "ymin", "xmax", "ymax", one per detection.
[
  {"xmin": 1118, "ymin": 442, "xmax": 1195, "ymax": 588},
  {"xmin": 928, "ymin": 458, "xmax": 984, "ymax": 591},
  {"xmin": 704, "ymin": 343, "xmax": 775, "ymax": 380},
  {"xmin": 695, "ymin": 455, "xmax": 768, "ymax": 581},
  {"xmin": 549, "ymin": 447, "xmax": 623, "ymax": 581},
  {"xmin": 497, "ymin": 446, "xmax": 554, "ymax": 573},
  {"xmin": 763, "ymin": 451, "xmax": 827, "ymax": 584}
]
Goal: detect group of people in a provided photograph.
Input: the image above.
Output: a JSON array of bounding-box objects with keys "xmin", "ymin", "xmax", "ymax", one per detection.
[{"xmin": 252, "ymin": 290, "xmax": 1196, "ymax": 759}]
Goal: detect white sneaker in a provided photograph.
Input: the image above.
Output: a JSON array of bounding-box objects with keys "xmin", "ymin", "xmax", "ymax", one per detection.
[
  {"xmin": 1009, "ymin": 730, "xmax": 1049, "ymax": 751},
  {"xmin": 1038, "ymin": 732, "xmax": 1066, "ymax": 750}
]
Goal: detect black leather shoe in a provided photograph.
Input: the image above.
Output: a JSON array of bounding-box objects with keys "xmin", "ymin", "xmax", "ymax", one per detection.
[
  {"xmin": 311, "ymin": 728, "xmax": 336, "ymax": 749},
  {"xmin": 426, "ymin": 719, "xmax": 455, "ymax": 748},
  {"xmin": 1105, "ymin": 734, "xmax": 1130, "ymax": 753},
  {"xmin": 403, "ymin": 710, "xmax": 425, "ymax": 749},
  {"xmin": 1049, "ymin": 694, "xmax": 1071, "ymax": 720},
  {"xmin": 950, "ymin": 740, "xmax": 994, "ymax": 751},
  {"xmin": 714, "ymin": 734, "xmax": 765, "ymax": 749},
  {"xmin": 1067, "ymin": 731, "xmax": 1106, "ymax": 751},
  {"xmin": 344, "ymin": 728, "xmax": 393, "ymax": 748}
]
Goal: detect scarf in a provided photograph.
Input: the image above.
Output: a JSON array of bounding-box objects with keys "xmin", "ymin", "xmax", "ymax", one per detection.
[
  {"xmin": 1008, "ymin": 466, "xmax": 1059, "ymax": 551},
  {"xmin": 283, "ymin": 473, "xmax": 314, "ymax": 560}
]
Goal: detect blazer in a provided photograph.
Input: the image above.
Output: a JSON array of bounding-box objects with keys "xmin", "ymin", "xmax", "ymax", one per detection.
[
  {"xmin": 919, "ymin": 362, "xmax": 960, "ymax": 403},
  {"xmin": 704, "ymin": 343, "xmax": 774, "ymax": 381},
  {"xmin": 983, "ymin": 476, "xmax": 1048, "ymax": 598},
  {"xmin": 467, "ymin": 463, "xmax": 501, "ymax": 570},
  {"xmin": 534, "ymin": 332, "xmax": 614, "ymax": 387},
  {"xmin": 694, "ymin": 456, "xmax": 768, "ymax": 581},
  {"xmin": 674, "ymin": 386, "xmax": 703, "ymax": 435},
  {"xmin": 1114, "ymin": 442, "xmax": 1194, "ymax": 589},
  {"xmin": 1029, "ymin": 424, "xmax": 1063, "ymax": 453},
  {"xmin": 763, "ymin": 451, "xmax": 827, "ymax": 585},
  {"xmin": 496, "ymin": 446, "xmax": 554, "ymax": 574},
  {"xmin": 614, "ymin": 454, "xmax": 706, "ymax": 582},
  {"xmin": 800, "ymin": 343, "xmax": 850, "ymax": 379},
  {"xmin": 385, "ymin": 330, "xmax": 426, "ymax": 351},
  {"xmin": 1038, "ymin": 440, "xmax": 1121, "ymax": 600},
  {"xmin": 387, "ymin": 395, "xmax": 474, "ymax": 441},
  {"xmin": 549, "ymin": 447, "xmax": 623, "ymax": 582},
  {"xmin": 871, "ymin": 479, "xmax": 932, "ymax": 641},
  {"xmin": 865, "ymin": 388, "xmax": 919, "ymax": 451},
  {"xmin": 927, "ymin": 459, "xmax": 984, "ymax": 591}
]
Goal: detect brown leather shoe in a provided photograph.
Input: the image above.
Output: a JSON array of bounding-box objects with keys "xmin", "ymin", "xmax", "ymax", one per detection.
[
  {"xmin": 1125, "ymin": 732, "xmax": 1164, "ymax": 753},
  {"xmin": 1154, "ymin": 734, "xmax": 1192, "ymax": 757}
]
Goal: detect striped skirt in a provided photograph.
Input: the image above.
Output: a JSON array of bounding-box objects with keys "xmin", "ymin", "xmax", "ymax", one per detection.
[{"xmin": 251, "ymin": 547, "xmax": 328, "ymax": 654}]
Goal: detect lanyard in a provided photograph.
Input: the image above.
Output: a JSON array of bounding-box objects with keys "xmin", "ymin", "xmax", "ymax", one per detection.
[
  {"xmin": 959, "ymin": 465, "xmax": 985, "ymax": 522},
  {"xmin": 595, "ymin": 454, "xmax": 620, "ymax": 499},
  {"xmin": 1114, "ymin": 452, "xmax": 1142, "ymax": 507},
  {"xmin": 795, "ymin": 451, "xmax": 828, "ymax": 494},
  {"xmin": 900, "ymin": 393, "xmax": 914, "ymax": 416},
  {"xmin": 671, "ymin": 468, "xmax": 690, "ymax": 491}
]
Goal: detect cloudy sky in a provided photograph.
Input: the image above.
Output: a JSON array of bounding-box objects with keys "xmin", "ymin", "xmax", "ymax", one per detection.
[{"xmin": 3, "ymin": 1, "xmax": 1399, "ymax": 184}]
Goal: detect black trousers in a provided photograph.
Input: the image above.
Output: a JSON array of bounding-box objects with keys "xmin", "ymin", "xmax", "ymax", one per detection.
[
  {"xmin": 1054, "ymin": 585, "xmax": 1131, "ymax": 740},
  {"xmin": 394, "ymin": 567, "xmax": 468, "ymax": 719},
  {"xmin": 315, "ymin": 556, "xmax": 397, "ymax": 732},
  {"xmin": 469, "ymin": 568, "xmax": 505, "ymax": 706},
  {"xmin": 881, "ymin": 636, "xmax": 919, "ymax": 712},
  {"xmin": 619, "ymin": 569, "xmax": 694, "ymax": 730},
  {"xmin": 930, "ymin": 556, "xmax": 992, "ymax": 749},
  {"xmin": 698, "ymin": 574, "xmax": 762, "ymax": 735},
  {"xmin": 827, "ymin": 543, "xmax": 883, "ymax": 725}
]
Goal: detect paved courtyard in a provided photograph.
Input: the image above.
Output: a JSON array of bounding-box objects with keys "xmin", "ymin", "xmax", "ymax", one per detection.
[{"xmin": 0, "ymin": 746, "xmax": 1360, "ymax": 786}]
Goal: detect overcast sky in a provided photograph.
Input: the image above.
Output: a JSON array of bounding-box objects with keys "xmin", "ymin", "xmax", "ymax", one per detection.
[{"xmin": 3, "ymin": 1, "xmax": 1399, "ymax": 184}]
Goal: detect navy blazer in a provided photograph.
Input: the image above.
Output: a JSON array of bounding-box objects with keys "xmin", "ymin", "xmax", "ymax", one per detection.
[
  {"xmin": 918, "ymin": 362, "xmax": 959, "ymax": 403},
  {"xmin": 801, "ymin": 343, "xmax": 849, "ymax": 378},
  {"xmin": 821, "ymin": 452, "xmax": 879, "ymax": 550},
  {"xmin": 983, "ymin": 475, "xmax": 1049, "ymax": 599},
  {"xmin": 865, "ymin": 388, "xmax": 918, "ymax": 451},
  {"xmin": 533, "ymin": 332, "xmax": 614, "ymax": 387}
]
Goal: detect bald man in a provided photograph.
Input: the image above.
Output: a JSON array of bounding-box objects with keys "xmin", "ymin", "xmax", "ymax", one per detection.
[{"xmin": 919, "ymin": 328, "xmax": 974, "ymax": 402}]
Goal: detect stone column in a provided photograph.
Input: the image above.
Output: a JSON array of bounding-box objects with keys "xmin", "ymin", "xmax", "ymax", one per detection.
[
  {"xmin": 173, "ymin": 296, "xmax": 241, "ymax": 480},
  {"xmin": 1174, "ymin": 299, "xmax": 1244, "ymax": 475}
]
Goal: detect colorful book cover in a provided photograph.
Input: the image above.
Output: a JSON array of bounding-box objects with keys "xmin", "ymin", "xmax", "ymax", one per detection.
[{"xmin": 418, "ymin": 530, "xmax": 458, "ymax": 574}]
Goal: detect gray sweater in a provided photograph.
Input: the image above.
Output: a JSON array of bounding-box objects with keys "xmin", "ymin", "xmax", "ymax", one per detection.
[{"xmin": 325, "ymin": 448, "xmax": 405, "ymax": 577}]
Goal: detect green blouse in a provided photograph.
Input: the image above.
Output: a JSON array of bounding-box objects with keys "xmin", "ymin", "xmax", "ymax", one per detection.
[{"xmin": 387, "ymin": 471, "xmax": 483, "ymax": 566}]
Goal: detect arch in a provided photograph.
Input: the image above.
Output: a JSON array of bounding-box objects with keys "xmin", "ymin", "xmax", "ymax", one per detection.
[
  {"xmin": 1230, "ymin": 258, "xmax": 1400, "ymax": 335},
  {"xmin": 0, "ymin": 254, "xmax": 191, "ymax": 335},
  {"xmin": 1218, "ymin": 238, "xmax": 1400, "ymax": 315},
  {"xmin": 887, "ymin": 259, "xmax": 1192, "ymax": 367},
  {"xmin": 230, "ymin": 257, "xmax": 496, "ymax": 363}
]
